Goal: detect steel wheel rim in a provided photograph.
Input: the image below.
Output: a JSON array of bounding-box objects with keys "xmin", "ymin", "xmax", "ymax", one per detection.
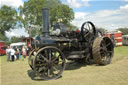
[
  {"xmin": 28, "ymin": 49, "xmax": 36, "ymax": 69},
  {"xmin": 81, "ymin": 21, "xmax": 96, "ymax": 41},
  {"xmin": 33, "ymin": 46, "xmax": 66, "ymax": 80}
]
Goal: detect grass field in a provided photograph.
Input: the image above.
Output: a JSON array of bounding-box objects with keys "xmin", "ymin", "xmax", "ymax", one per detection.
[{"xmin": 1, "ymin": 46, "xmax": 128, "ymax": 85}]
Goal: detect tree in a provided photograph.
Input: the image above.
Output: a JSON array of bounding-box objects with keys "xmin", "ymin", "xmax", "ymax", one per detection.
[
  {"xmin": 68, "ymin": 24, "xmax": 78, "ymax": 31},
  {"xmin": 97, "ymin": 27, "xmax": 106, "ymax": 33},
  {"xmin": 0, "ymin": 5, "xmax": 18, "ymax": 35},
  {"xmin": 50, "ymin": 4, "xmax": 74, "ymax": 26},
  {"xmin": 10, "ymin": 36, "xmax": 25, "ymax": 43},
  {"xmin": 28, "ymin": 25, "xmax": 42, "ymax": 37},
  {"xmin": 0, "ymin": 33, "xmax": 7, "ymax": 41},
  {"xmin": 19, "ymin": 0, "xmax": 74, "ymax": 36},
  {"xmin": 117, "ymin": 28, "xmax": 128, "ymax": 35}
]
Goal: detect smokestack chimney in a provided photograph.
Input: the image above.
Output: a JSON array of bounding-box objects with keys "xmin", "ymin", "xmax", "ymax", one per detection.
[{"xmin": 42, "ymin": 8, "xmax": 49, "ymax": 37}]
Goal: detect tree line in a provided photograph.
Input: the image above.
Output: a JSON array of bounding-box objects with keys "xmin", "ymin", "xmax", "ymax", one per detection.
[
  {"xmin": 0, "ymin": 0, "xmax": 128, "ymax": 44},
  {"xmin": 97, "ymin": 27, "xmax": 128, "ymax": 35},
  {"xmin": 0, "ymin": 0, "xmax": 75, "ymax": 44}
]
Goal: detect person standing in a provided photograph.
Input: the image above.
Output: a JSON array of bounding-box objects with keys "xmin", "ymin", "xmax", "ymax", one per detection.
[
  {"xmin": 22, "ymin": 46, "xmax": 26, "ymax": 60},
  {"xmin": 6, "ymin": 46, "xmax": 11, "ymax": 61},
  {"xmin": 10, "ymin": 47, "xmax": 16, "ymax": 62},
  {"xmin": 16, "ymin": 47, "xmax": 19, "ymax": 60}
]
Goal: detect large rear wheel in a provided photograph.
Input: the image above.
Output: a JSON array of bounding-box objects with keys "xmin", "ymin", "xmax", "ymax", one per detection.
[{"xmin": 92, "ymin": 36, "xmax": 114, "ymax": 65}]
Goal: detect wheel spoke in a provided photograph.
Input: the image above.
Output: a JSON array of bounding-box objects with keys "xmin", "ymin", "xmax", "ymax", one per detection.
[
  {"xmin": 38, "ymin": 67, "xmax": 45, "ymax": 72},
  {"xmin": 47, "ymin": 69, "xmax": 50, "ymax": 76},
  {"xmin": 100, "ymin": 47, "xmax": 105, "ymax": 50},
  {"xmin": 48, "ymin": 50, "xmax": 52, "ymax": 61},
  {"xmin": 101, "ymin": 41, "xmax": 105, "ymax": 47},
  {"xmin": 84, "ymin": 32, "xmax": 89, "ymax": 38},
  {"xmin": 52, "ymin": 61, "xmax": 63, "ymax": 67},
  {"xmin": 52, "ymin": 66, "xmax": 59, "ymax": 72},
  {"xmin": 100, "ymin": 47, "xmax": 107, "ymax": 51},
  {"xmin": 106, "ymin": 42, "xmax": 111, "ymax": 47},
  {"xmin": 87, "ymin": 23, "xmax": 90, "ymax": 30},
  {"xmin": 40, "ymin": 54, "xmax": 48, "ymax": 62},
  {"xmin": 52, "ymin": 55, "xmax": 60, "ymax": 62},
  {"xmin": 102, "ymin": 40, "xmax": 106, "ymax": 46}
]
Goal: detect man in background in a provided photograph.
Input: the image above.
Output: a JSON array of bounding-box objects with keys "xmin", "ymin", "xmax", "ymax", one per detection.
[
  {"xmin": 22, "ymin": 46, "xmax": 26, "ymax": 60},
  {"xmin": 10, "ymin": 46, "xmax": 16, "ymax": 61}
]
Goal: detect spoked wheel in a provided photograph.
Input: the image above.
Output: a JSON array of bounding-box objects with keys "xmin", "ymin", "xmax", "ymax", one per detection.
[
  {"xmin": 81, "ymin": 21, "xmax": 96, "ymax": 41},
  {"xmin": 92, "ymin": 36, "xmax": 114, "ymax": 65},
  {"xmin": 33, "ymin": 46, "xmax": 66, "ymax": 80},
  {"xmin": 28, "ymin": 49, "xmax": 37, "ymax": 70}
]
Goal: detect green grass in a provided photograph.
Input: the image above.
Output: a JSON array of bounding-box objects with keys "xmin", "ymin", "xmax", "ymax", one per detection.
[{"xmin": 1, "ymin": 46, "xmax": 128, "ymax": 85}]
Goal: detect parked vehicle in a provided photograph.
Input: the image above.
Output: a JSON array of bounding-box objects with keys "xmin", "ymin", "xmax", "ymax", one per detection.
[
  {"xmin": 122, "ymin": 35, "xmax": 128, "ymax": 45},
  {"xmin": 104, "ymin": 31, "xmax": 122, "ymax": 46},
  {"xmin": 28, "ymin": 8, "xmax": 114, "ymax": 80},
  {"xmin": 0, "ymin": 41, "xmax": 7, "ymax": 55},
  {"xmin": 10, "ymin": 42, "xmax": 26, "ymax": 54}
]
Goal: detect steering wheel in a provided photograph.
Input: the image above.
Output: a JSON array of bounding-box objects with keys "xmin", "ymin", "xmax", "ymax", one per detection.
[{"xmin": 81, "ymin": 21, "xmax": 96, "ymax": 41}]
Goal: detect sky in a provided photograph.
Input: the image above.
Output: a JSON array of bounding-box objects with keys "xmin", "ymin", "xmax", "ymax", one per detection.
[{"xmin": 0, "ymin": 0, "xmax": 128, "ymax": 37}]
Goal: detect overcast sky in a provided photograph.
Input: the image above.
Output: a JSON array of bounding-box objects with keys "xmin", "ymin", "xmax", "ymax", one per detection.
[{"xmin": 1, "ymin": 0, "xmax": 128, "ymax": 37}]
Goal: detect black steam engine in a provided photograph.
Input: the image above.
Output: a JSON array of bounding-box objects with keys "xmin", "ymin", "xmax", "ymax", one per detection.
[{"xmin": 28, "ymin": 8, "xmax": 114, "ymax": 80}]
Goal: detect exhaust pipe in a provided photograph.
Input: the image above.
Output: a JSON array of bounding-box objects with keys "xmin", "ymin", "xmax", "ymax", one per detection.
[{"xmin": 42, "ymin": 8, "xmax": 49, "ymax": 37}]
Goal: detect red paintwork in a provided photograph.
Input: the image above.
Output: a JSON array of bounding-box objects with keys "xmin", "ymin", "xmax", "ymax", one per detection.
[
  {"xmin": 104, "ymin": 31, "xmax": 122, "ymax": 46},
  {"xmin": 116, "ymin": 38, "xmax": 122, "ymax": 42},
  {"xmin": 0, "ymin": 42, "xmax": 5, "ymax": 46},
  {"xmin": 77, "ymin": 29, "xmax": 81, "ymax": 33},
  {"xmin": 114, "ymin": 33, "xmax": 122, "ymax": 38},
  {"xmin": 0, "ymin": 41, "xmax": 6, "ymax": 55}
]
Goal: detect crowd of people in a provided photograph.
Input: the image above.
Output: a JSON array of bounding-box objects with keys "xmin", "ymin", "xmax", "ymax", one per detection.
[{"xmin": 6, "ymin": 46, "xmax": 27, "ymax": 61}]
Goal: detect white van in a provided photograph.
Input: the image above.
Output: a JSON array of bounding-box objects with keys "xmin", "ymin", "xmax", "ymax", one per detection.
[
  {"xmin": 122, "ymin": 35, "xmax": 128, "ymax": 45},
  {"xmin": 10, "ymin": 42, "xmax": 26, "ymax": 54}
]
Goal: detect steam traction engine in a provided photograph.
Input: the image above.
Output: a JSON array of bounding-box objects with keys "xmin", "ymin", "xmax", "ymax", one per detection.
[{"xmin": 28, "ymin": 8, "xmax": 114, "ymax": 80}]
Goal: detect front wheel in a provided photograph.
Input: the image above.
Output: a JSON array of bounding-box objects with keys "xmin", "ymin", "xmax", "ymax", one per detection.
[{"xmin": 33, "ymin": 46, "xmax": 66, "ymax": 80}]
